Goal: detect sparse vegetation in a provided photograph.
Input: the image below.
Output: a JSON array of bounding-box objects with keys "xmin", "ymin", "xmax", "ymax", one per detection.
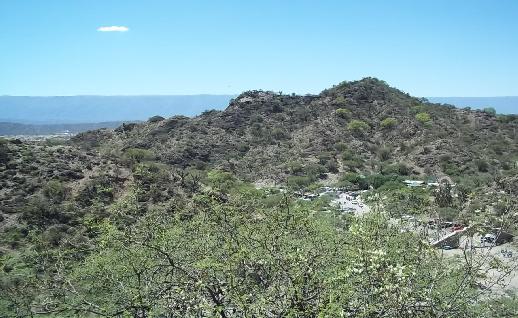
[
  {"xmin": 380, "ymin": 117, "xmax": 398, "ymax": 129},
  {"xmin": 415, "ymin": 112, "xmax": 431, "ymax": 123},
  {"xmin": 347, "ymin": 119, "xmax": 369, "ymax": 133},
  {"xmin": 1, "ymin": 78, "xmax": 517, "ymax": 317}
]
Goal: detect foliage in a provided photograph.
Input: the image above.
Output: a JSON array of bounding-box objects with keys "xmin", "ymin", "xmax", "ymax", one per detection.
[
  {"xmin": 482, "ymin": 107, "xmax": 497, "ymax": 116},
  {"xmin": 124, "ymin": 148, "xmax": 154, "ymax": 165},
  {"xmin": 380, "ymin": 117, "xmax": 397, "ymax": 129},
  {"xmin": 4, "ymin": 190, "xmax": 493, "ymax": 317},
  {"xmin": 0, "ymin": 138, "xmax": 9, "ymax": 164},
  {"xmin": 415, "ymin": 112, "xmax": 431, "ymax": 124},
  {"xmin": 475, "ymin": 159, "xmax": 489, "ymax": 172},
  {"xmin": 347, "ymin": 120, "xmax": 369, "ymax": 134},
  {"xmin": 207, "ymin": 169, "xmax": 237, "ymax": 192},
  {"xmin": 42, "ymin": 180, "xmax": 68, "ymax": 203},
  {"xmin": 335, "ymin": 108, "xmax": 351, "ymax": 119}
]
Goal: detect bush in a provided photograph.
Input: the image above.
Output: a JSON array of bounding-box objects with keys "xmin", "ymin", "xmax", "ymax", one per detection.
[
  {"xmin": 124, "ymin": 148, "xmax": 154, "ymax": 165},
  {"xmin": 20, "ymin": 196, "xmax": 72, "ymax": 228},
  {"xmin": 378, "ymin": 147, "xmax": 391, "ymax": 161},
  {"xmin": 0, "ymin": 138, "xmax": 9, "ymax": 165},
  {"xmin": 335, "ymin": 108, "xmax": 351, "ymax": 119},
  {"xmin": 347, "ymin": 120, "xmax": 369, "ymax": 134},
  {"xmin": 271, "ymin": 127, "xmax": 288, "ymax": 140},
  {"xmin": 207, "ymin": 169, "xmax": 236, "ymax": 192},
  {"xmin": 334, "ymin": 142, "xmax": 348, "ymax": 152},
  {"xmin": 340, "ymin": 173, "xmax": 369, "ymax": 190},
  {"xmin": 148, "ymin": 115, "xmax": 165, "ymax": 123},
  {"xmin": 383, "ymin": 163, "xmax": 410, "ymax": 176},
  {"xmin": 341, "ymin": 149, "xmax": 355, "ymax": 161},
  {"xmin": 415, "ymin": 112, "xmax": 431, "ymax": 124},
  {"xmin": 326, "ymin": 159, "xmax": 339, "ymax": 173},
  {"xmin": 42, "ymin": 180, "xmax": 67, "ymax": 203},
  {"xmin": 333, "ymin": 96, "xmax": 347, "ymax": 107},
  {"xmin": 304, "ymin": 163, "xmax": 328, "ymax": 179},
  {"xmin": 365, "ymin": 174, "xmax": 402, "ymax": 189},
  {"xmin": 287, "ymin": 175, "xmax": 314, "ymax": 189},
  {"xmin": 482, "ymin": 107, "xmax": 496, "ymax": 116},
  {"xmin": 475, "ymin": 159, "xmax": 489, "ymax": 172},
  {"xmin": 380, "ymin": 117, "xmax": 397, "ymax": 129}
]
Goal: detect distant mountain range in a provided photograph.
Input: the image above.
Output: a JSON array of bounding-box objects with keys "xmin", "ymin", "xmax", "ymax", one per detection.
[
  {"xmin": 0, "ymin": 95, "xmax": 235, "ymax": 124},
  {"xmin": 427, "ymin": 97, "xmax": 517, "ymax": 114},
  {"xmin": 0, "ymin": 121, "xmax": 133, "ymax": 136},
  {"xmin": 0, "ymin": 94, "xmax": 515, "ymax": 136}
]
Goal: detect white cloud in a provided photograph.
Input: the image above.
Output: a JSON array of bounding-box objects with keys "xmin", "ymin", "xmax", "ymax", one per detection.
[{"xmin": 97, "ymin": 26, "xmax": 129, "ymax": 32}]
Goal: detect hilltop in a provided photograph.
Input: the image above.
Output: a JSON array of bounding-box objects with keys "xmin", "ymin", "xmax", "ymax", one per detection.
[{"xmin": 73, "ymin": 78, "xmax": 518, "ymax": 185}]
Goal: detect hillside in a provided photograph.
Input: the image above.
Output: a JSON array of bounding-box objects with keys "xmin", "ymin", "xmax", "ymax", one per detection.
[
  {"xmin": 73, "ymin": 78, "xmax": 518, "ymax": 184},
  {"xmin": 1, "ymin": 78, "xmax": 517, "ymax": 317}
]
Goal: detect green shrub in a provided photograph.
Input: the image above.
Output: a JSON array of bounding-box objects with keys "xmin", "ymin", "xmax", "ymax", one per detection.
[
  {"xmin": 287, "ymin": 161, "xmax": 304, "ymax": 175},
  {"xmin": 347, "ymin": 120, "xmax": 369, "ymax": 133},
  {"xmin": 378, "ymin": 147, "xmax": 391, "ymax": 161},
  {"xmin": 42, "ymin": 180, "xmax": 67, "ymax": 203},
  {"xmin": 148, "ymin": 115, "xmax": 165, "ymax": 123},
  {"xmin": 287, "ymin": 175, "xmax": 314, "ymax": 189},
  {"xmin": 207, "ymin": 169, "xmax": 236, "ymax": 192},
  {"xmin": 380, "ymin": 117, "xmax": 397, "ymax": 129},
  {"xmin": 411, "ymin": 105, "xmax": 427, "ymax": 114},
  {"xmin": 335, "ymin": 108, "xmax": 351, "ymax": 119},
  {"xmin": 333, "ymin": 96, "xmax": 347, "ymax": 107},
  {"xmin": 482, "ymin": 107, "xmax": 496, "ymax": 116},
  {"xmin": 271, "ymin": 128, "xmax": 288, "ymax": 140},
  {"xmin": 475, "ymin": 159, "xmax": 489, "ymax": 172},
  {"xmin": 341, "ymin": 149, "xmax": 354, "ymax": 161},
  {"xmin": 326, "ymin": 159, "xmax": 339, "ymax": 173},
  {"xmin": 365, "ymin": 174, "xmax": 402, "ymax": 189},
  {"xmin": 304, "ymin": 163, "xmax": 328, "ymax": 179},
  {"xmin": 334, "ymin": 142, "xmax": 348, "ymax": 152},
  {"xmin": 339, "ymin": 173, "xmax": 369, "ymax": 189},
  {"xmin": 124, "ymin": 148, "xmax": 154, "ymax": 165},
  {"xmin": 383, "ymin": 163, "xmax": 410, "ymax": 176},
  {"xmin": 0, "ymin": 139, "xmax": 9, "ymax": 164},
  {"xmin": 415, "ymin": 112, "xmax": 431, "ymax": 124}
]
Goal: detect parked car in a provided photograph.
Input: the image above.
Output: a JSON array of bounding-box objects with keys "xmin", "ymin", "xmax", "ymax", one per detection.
[
  {"xmin": 451, "ymin": 225, "xmax": 464, "ymax": 232},
  {"xmin": 440, "ymin": 222, "xmax": 453, "ymax": 228},
  {"xmin": 481, "ymin": 234, "xmax": 496, "ymax": 244},
  {"xmin": 481, "ymin": 230, "xmax": 514, "ymax": 246}
]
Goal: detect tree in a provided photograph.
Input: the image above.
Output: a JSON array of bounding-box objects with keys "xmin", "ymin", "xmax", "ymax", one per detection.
[
  {"xmin": 3, "ymin": 185, "xmax": 515, "ymax": 317},
  {"xmin": 434, "ymin": 182, "xmax": 453, "ymax": 208}
]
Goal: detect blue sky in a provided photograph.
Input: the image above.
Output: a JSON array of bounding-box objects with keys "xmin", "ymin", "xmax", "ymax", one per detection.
[{"xmin": 1, "ymin": 0, "xmax": 518, "ymax": 97}]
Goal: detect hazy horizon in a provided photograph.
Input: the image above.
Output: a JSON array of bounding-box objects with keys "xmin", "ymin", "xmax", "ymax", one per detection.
[{"xmin": 0, "ymin": 94, "xmax": 515, "ymax": 126}]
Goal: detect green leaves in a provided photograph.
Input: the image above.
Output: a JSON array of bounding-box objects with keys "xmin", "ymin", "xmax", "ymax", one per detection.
[
  {"xmin": 347, "ymin": 120, "xmax": 370, "ymax": 133},
  {"xmin": 415, "ymin": 112, "xmax": 431, "ymax": 124}
]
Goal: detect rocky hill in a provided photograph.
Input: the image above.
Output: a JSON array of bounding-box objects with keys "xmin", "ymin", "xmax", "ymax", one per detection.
[{"xmin": 72, "ymin": 78, "xmax": 518, "ymax": 185}]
